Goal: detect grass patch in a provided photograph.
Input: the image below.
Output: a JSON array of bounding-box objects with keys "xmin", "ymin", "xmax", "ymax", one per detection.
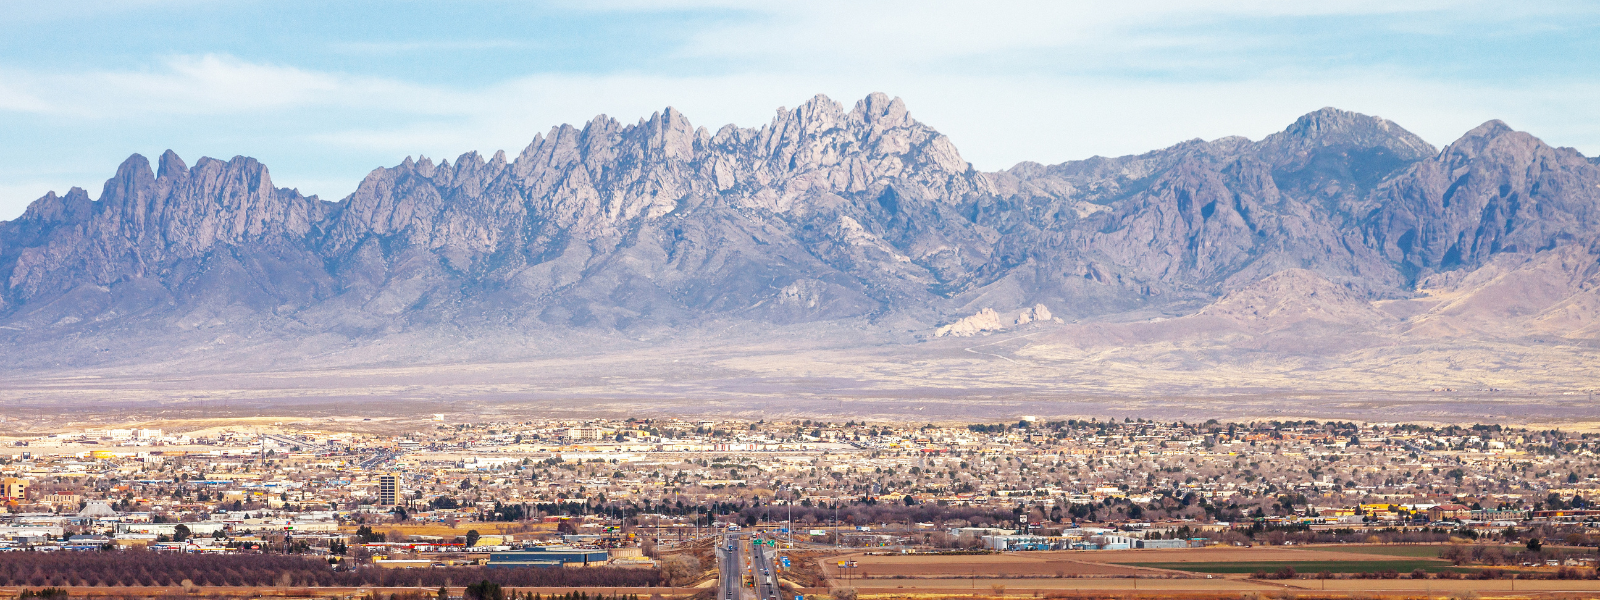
[
  {"xmin": 1129, "ymin": 560, "xmax": 1467, "ymax": 574},
  {"xmin": 1309, "ymin": 545, "xmax": 1447, "ymax": 558}
]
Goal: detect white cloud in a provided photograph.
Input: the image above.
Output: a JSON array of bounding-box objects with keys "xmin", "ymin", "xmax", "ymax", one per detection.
[
  {"xmin": 4, "ymin": 53, "xmax": 1599, "ymax": 180},
  {"xmin": 2, "ymin": 1, "xmax": 1598, "ymax": 221},
  {"xmin": 0, "ymin": 54, "xmax": 460, "ymax": 119},
  {"xmin": 300, "ymin": 68, "xmax": 1600, "ymax": 171},
  {"xmin": 594, "ymin": 0, "xmax": 1477, "ymax": 68},
  {"xmin": 327, "ymin": 40, "xmax": 532, "ymax": 55}
]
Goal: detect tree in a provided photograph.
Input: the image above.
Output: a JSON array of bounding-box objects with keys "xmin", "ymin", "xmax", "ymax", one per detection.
[
  {"xmin": 465, "ymin": 580, "xmax": 504, "ymax": 600},
  {"xmin": 355, "ymin": 525, "xmax": 385, "ymax": 543},
  {"xmin": 660, "ymin": 555, "xmax": 701, "ymax": 587},
  {"xmin": 1527, "ymin": 537, "xmax": 1543, "ymax": 552},
  {"xmin": 173, "ymin": 524, "xmax": 191, "ymax": 542},
  {"xmin": 465, "ymin": 530, "xmax": 481, "ymax": 548}
]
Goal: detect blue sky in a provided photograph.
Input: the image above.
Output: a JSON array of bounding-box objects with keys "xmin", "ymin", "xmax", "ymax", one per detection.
[{"xmin": 2, "ymin": 0, "xmax": 1598, "ymax": 219}]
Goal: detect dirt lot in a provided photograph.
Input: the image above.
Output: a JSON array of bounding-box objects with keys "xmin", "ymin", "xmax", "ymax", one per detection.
[
  {"xmin": 1281, "ymin": 577, "xmax": 1600, "ymax": 595},
  {"xmin": 837, "ymin": 577, "xmax": 1600, "ymax": 597},
  {"xmin": 825, "ymin": 574, "xmax": 1600, "ymax": 597},
  {"xmin": 1089, "ymin": 546, "xmax": 1442, "ymax": 563},
  {"xmin": 840, "ymin": 578, "xmax": 1281, "ymax": 595}
]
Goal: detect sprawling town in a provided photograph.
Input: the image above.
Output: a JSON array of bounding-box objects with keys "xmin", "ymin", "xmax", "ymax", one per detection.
[
  {"xmin": 6, "ymin": 416, "xmax": 1600, "ymax": 599},
  {"xmin": 2, "ymin": 416, "xmax": 1597, "ymax": 557}
]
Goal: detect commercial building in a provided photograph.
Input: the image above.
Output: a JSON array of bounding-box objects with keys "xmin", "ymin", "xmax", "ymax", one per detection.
[
  {"xmin": 1, "ymin": 478, "xmax": 26, "ymax": 501},
  {"xmin": 379, "ymin": 473, "xmax": 399, "ymax": 506},
  {"xmin": 488, "ymin": 547, "xmax": 610, "ymax": 568}
]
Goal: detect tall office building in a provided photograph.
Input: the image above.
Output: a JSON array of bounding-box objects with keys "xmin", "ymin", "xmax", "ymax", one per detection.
[
  {"xmin": 1, "ymin": 478, "xmax": 26, "ymax": 501},
  {"xmin": 378, "ymin": 473, "xmax": 399, "ymax": 506}
]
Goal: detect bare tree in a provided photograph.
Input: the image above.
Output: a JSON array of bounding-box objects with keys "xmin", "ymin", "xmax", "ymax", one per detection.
[{"xmin": 659, "ymin": 554, "xmax": 701, "ymax": 587}]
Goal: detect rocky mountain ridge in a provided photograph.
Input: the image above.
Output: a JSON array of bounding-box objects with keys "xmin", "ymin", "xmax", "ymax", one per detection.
[{"xmin": 2, "ymin": 93, "xmax": 1599, "ymax": 373}]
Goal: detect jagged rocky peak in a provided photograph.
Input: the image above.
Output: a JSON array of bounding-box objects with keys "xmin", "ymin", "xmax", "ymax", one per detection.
[
  {"xmin": 639, "ymin": 106, "xmax": 698, "ymax": 159},
  {"xmin": 851, "ymin": 92, "xmax": 912, "ymax": 131},
  {"xmin": 157, "ymin": 149, "xmax": 188, "ymax": 179},
  {"xmin": 14, "ymin": 187, "xmax": 95, "ymax": 226},
  {"xmin": 0, "ymin": 148, "xmax": 331, "ymax": 304},
  {"xmin": 6, "ymin": 92, "xmax": 1600, "ymax": 357},
  {"xmin": 93, "ymin": 150, "xmax": 322, "ymax": 245}
]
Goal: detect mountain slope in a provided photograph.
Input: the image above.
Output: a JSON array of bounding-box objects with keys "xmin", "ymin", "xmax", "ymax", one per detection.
[{"xmin": 2, "ymin": 93, "xmax": 1600, "ymax": 378}]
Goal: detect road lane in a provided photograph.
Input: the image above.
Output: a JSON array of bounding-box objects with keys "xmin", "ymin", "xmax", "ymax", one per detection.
[{"xmin": 718, "ymin": 532, "xmax": 746, "ymax": 600}]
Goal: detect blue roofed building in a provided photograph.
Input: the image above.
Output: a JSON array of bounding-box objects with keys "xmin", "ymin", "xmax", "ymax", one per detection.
[{"xmin": 488, "ymin": 546, "xmax": 610, "ymax": 568}]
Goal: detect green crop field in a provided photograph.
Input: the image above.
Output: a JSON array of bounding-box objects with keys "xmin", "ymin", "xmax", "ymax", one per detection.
[
  {"xmin": 1309, "ymin": 545, "xmax": 1447, "ymax": 558},
  {"xmin": 1129, "ymin": 560, "xmax": 1470, "ymax": 574}
]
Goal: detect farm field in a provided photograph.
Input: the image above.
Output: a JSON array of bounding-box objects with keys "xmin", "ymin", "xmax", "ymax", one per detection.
[
  {"xmin": 1282, "ymin": 578, "xmax": 1600, "ymax": 594},
  {"xmin": 1125, "ymin": 559, "xmax": 1465, "ymax": 574},
  {"xmin": 842, "ymin": 578, "xmax": 1281, "ymax": 594},
  {"xmin": 1310, "ymin": 544, "xmax": 1448, "ymax": 558},
  {"xmin": 832, "ymin": 575, "xmax": 1600, "ymax": 597},
  {"xmin": 0, "ymin": 586, "xmax": 694, "ymax": 599},
  {"xmin": 826, "ymin": 552, "xmax": 1158, "ymax": 578}
]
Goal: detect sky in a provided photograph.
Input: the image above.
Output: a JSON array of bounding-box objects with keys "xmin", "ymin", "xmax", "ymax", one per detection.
[{"xmin": 1, "ymin": 0, "xmax": 1598, "ymax": 220}]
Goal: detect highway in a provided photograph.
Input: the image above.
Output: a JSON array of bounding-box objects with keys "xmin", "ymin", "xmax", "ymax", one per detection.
[
  {"xmin": 259, "ymin": 433, "xmax": 328, "ymax": 451},
  {"xmin": 358, "ymin": 449, "xmax": 400, "ymax": 470},
  {"xmin": 717, "ymin": 531, "xmax": 785, "ymax": 600},
  {"xmin": 716, "ymin": 532, "xmax": 746, "ymax": 600},
  {"xmin": 750, "ymin": 536, "xmax": 782, "ymax": 600}
]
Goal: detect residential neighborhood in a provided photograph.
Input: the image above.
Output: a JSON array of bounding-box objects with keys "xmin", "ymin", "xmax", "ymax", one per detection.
[{"xmin": 0, "ymin": 417, "xmax": 1595, "ymax": 558}]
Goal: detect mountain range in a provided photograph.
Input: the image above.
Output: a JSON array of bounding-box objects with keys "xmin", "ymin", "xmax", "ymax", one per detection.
[{"xmin": 3, "ymin": 93, "xmax": 1599, "ymax": 419}]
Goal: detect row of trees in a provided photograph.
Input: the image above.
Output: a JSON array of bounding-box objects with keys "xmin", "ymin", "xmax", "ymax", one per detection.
[{"xmin": 0, "ymin": 552, "xmax": 661, "ymax": 588}]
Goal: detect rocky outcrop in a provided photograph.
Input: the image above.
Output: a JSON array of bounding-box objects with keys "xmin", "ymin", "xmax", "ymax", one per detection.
[
  {"xmin": 935, "ymin": 308, "xmax": 1003, "ymax": 337},
  {"xmin": 1014, "ymin": 304, "xmax": 1055, "ymax": 325},
  {"xmin": 936, "ymin": 304, "xmax": 1057, "ymax": 336}
]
